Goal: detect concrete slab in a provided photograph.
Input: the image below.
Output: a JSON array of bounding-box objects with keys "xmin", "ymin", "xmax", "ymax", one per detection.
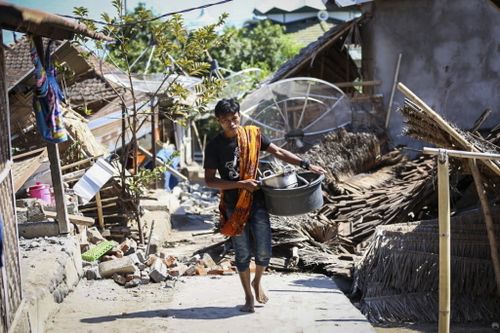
[{"xmin": 164, "ymin": 273, "xmax": 375, "ymax": 333}]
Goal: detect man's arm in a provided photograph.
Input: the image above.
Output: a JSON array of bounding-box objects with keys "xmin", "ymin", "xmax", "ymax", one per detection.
[
  {"xmin": 265, "ymin": 143, "xmax": 326, "ymax": 174},
  {"xmin": 204, "ymin": 168, "xmax": 260, "ymax": 192}
]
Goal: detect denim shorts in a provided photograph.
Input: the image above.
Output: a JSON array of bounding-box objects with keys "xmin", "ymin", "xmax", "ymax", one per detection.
[{"xmin": 227, "ymin": 202, "xmax": 272, "ymax": 272}]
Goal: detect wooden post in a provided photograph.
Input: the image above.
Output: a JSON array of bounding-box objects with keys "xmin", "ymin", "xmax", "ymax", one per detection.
[
  {"xmin": 95, "ymin": 191, "xmax": 104, "ymax": 230},
  {"xmin": 150, "ymin": 97, "xmax": 157, "ymax": 170},
  {"xmin": 437, "ymin": 151, "xmax": 450, "ymax": 333},
  {"xmin": 47, "ymin": 143, "xmax": 70, "ymax": 234},
  {"xmin": 468, "ymin": 159, "xmax": 500, "ymax": 296}
]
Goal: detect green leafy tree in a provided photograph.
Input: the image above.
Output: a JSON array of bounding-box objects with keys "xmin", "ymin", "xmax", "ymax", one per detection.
[
  {"xmin": 72, "ymin": 1, "xmax": 230, "ymax": 199},
  {"xmin": 210, "ymin": 20, "xmax": 302, "ymax": 76},
  {"xmin": 73, "ymin": 1, "xmax": 229, "ymax": 120}
]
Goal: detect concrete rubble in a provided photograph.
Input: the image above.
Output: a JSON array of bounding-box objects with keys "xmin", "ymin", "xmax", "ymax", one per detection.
[{"xmin": 76, "ymin": 184, "xmax": 233, "ymax": 289}]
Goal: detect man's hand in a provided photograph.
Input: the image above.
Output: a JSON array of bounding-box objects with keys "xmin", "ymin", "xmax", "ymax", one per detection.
[
  {"xmin": 238, "ymin": 179, "xmax": 260, "ymax": 192},
  {"xmin": 309, "ymin": 164, "xmax": 326, "ymax": 175}
]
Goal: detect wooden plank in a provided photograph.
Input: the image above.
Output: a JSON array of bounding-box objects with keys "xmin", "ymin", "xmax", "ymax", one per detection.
[
  {"xmin": 47, "ymin": 143, "xmax": 70, "ymax": 234},
  {"xmin": 333, "ymin": 80, "xmax": 381, "ymax": 88},
  {"xmin": 95, "ymin": 191, "xmax": 104, "ymax": 230},
  {"xmin": 61, "ymin": 155, "xmax": 103, "ymax": 172},
  {"xmin": 45, "ymin": 211, "xmax": 94, "ymax": 227},
  {"xmin": 12, "ymin": 147, "xmax": 46, "ymax": 161}
]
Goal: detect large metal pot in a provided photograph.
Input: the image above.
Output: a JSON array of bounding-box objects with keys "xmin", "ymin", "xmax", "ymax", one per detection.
[
  {"xmin": 260, "ymin": 166, "xmax": 298, "ymax": 189},
  {"xmin": 261, "ymin": 172, "xmax": 324, "ymax": 216}
]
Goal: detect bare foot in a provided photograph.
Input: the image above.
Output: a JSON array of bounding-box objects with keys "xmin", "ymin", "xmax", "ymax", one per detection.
[
  {"xmin": 239, "ymin": 297, "xmax": 255, "ymax": 313},
  {"xmin": 251, "ymin": 280, "xmax": 269, "ymax": 304}
]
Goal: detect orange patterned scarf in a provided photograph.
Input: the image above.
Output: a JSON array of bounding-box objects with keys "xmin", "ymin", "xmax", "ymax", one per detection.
[{"xmin": 219, "ymin": 125, "xmax": 261, "ymax": 236}]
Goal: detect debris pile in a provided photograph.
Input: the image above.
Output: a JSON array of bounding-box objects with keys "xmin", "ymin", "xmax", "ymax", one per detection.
[
  {"xmin": 81, "ymin": 226, "xmax": 236, "ymax": 288},
  {"xmin": 347, "ymin": 88, "xmax": 500, "ymax": 323},
  {"xmin": 174, "ymin": 183, "xmax": 219, "ymax": 215},
  {"xmin": 354, "ymin": 208, "xmax": 500, "ymax": 323}
]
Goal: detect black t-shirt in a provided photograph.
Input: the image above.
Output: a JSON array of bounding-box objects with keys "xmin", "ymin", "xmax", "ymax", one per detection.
[{"xmin": 204, "ymin": 131, "xmax": 271, "ymax": 209}]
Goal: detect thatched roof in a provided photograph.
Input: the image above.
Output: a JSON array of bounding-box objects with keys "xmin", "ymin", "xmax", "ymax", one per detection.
[
  {"xmin": 0, "ymin": 1, "xmax": 111, "ymax": 41},
  {"xmin": 267, "ymin": 17, "xmax": 362, "ymax": 84}
]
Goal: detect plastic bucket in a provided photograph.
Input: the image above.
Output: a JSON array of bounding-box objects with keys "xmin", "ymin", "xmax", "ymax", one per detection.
[
  {"xmin": 28, "ymin": 182, "xmax": 53, "ymax": 205},
  {"xmin": 261, "ymin": 172, "xmax": 324, "ymax": 216}
]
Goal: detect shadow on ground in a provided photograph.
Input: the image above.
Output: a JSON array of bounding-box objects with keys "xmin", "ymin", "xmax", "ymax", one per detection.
[{"xmin": 80, "ymin": 306, "xmax": 252, "ymax": 324}]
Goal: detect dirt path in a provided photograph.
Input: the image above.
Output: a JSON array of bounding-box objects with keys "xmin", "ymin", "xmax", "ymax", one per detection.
[
  {"xmin": 45, "ymin": 272, "xmax": 374, "ymax": 333},
  {"xmin": 45, "ymin": 207, "xmax": 375, "ymax": 332}
]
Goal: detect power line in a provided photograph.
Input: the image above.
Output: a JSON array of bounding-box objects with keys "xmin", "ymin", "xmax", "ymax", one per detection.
[{"xmin": 58, "ymin": 0, "xmax": 232, "ymax": 27}]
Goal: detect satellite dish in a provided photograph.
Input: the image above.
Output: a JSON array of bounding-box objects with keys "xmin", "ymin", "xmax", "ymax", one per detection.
[
  {"xmin": 317, "ymin": 10, "xmax": 329, "ymax": 22},
  {"xmin": 240, "ymin": 77, "xmax": 351, "ymax": 156},
  {"xmin": 104, "ymin": 72, "xmax": 201, "ymax": 94},
  {"xmin": 205, "ymin": 68, "xmax": 263, "ymax": 110}
]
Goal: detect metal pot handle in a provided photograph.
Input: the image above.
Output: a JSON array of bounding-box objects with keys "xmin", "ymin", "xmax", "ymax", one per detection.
[
  {"xmin": 262, "ymin": 169, "xmax": 274, "ymax": 177},
  {"xmin": 296, "ymin": 174, "xmax": 310, "ymax": 186}
]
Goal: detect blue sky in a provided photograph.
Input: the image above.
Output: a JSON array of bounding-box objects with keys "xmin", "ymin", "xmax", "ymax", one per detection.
[{"xmin": 2, "ymin": 0, "xmax": 259, "ymax": 44}]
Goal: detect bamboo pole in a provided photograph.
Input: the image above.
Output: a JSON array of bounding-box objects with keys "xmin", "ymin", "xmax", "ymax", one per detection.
[
  {"xmin": 437, "ymin": 152, "xmax": 450, "ymax": 333},
  {"xmin": 468, "ymin": 159, "xmax": 500, "ymax": 297},
  {"xmin": 423, "ymin": 147, "xmax": 500, "ymax": 160},
  {"xmin": 397, "ymin": 82, "xmax": 500, "ymax": 177},
  {"xmin": 385, "ymin": 53, "xmax": 402, "ymax": 129}
]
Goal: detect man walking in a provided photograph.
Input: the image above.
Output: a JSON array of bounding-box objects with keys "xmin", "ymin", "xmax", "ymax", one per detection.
[{"xmin": 204, "ymin": 98, "xmax": 325, "ymax": 312}]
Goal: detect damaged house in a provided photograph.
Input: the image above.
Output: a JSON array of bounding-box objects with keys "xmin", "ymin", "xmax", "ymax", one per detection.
[{"xmin": 243, "ymin": 0, "xmax": 500, "ymax": 325}]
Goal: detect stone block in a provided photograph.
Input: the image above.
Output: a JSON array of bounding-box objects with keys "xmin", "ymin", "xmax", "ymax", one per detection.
[
  {"xmin": 16, "ymin": 199, "xmax": 46, "ymax": 222},
  {"xmin": 163, "ymin": 255, "xmax": 177, "ymax": 268},
  {"xmin": 149, "ymin": 259, "xmax": 168, "ymax": 283},
  {"xmin": 112, "ymin": 273, "xmax": 127, "ymax": 286},
  {"xmin": 127, "ymin": 253, "xmax": 140, "ymax": 265},
  {"xmin": 145, "ymin": 254, "xmax": 160, "ymax": 267},
  {"xmin": 98, "ymin": 257, "xmax": 136, "ymax": 278},
  {"xmin": 202, "ymin": 253, "xmax": 216, "ymax": 269},
  {"xmin": 195, "ymin": 264, "xmax": 207, "ymax": 276},
  {"xmin": 84, "ymin": 267, "xmax": 101, "ymax": 280},
  {"xmin": 136, "ymin": 250, "xmax": 147, "ymax": 263},
  {"xmin": 17, "ymin": 221, "xmax": 59, "ymax": 239},
  {"xmin": 184, "ymin": 264, "xmax": 197, "ymax": 276},
  {"xmin": 87, "ymin": 227, "xmax": 106, "ymax": 244},
  {"xmin": 125, "ymin": 279, "xmax": 140, "ymax": 288},
  {"xmin": 168, "ymin": 263, "xmax": 188, "ymax": 277}
]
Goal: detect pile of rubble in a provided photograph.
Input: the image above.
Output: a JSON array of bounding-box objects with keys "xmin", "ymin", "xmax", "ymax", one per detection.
[{"xmin": 82, "ymin": 226, "xmax": 236, "ymax": 289}]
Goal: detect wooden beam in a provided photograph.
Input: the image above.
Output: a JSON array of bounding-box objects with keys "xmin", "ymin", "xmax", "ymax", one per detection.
[
  {"xmin": 398, "ymin": 82, "xmax": 500, "ymax": 177},
  {"xmin": 61, "ymin": 155, "xmax": 102, "ymax": 172},
  {"xmin": 45, "ymin": 211, "xmax": 94, "ymax": 227},
  {"xmin": 469, "ymin": 159, "xmax": 500, "ymax": 297},
  {"xmin": 95, "ymin": 191, "xmax": 105, "ymax": 230},
  {"xmin": 12, "ymin": 147, "xmax": 46, "ymax": 161},
  {"xmin": 47, "ymin": 143, "xmax": 70, "ymax": 234},
  {"xmin": 333, "ymin": 80, "xmax": 381, "ymax": 88}
]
